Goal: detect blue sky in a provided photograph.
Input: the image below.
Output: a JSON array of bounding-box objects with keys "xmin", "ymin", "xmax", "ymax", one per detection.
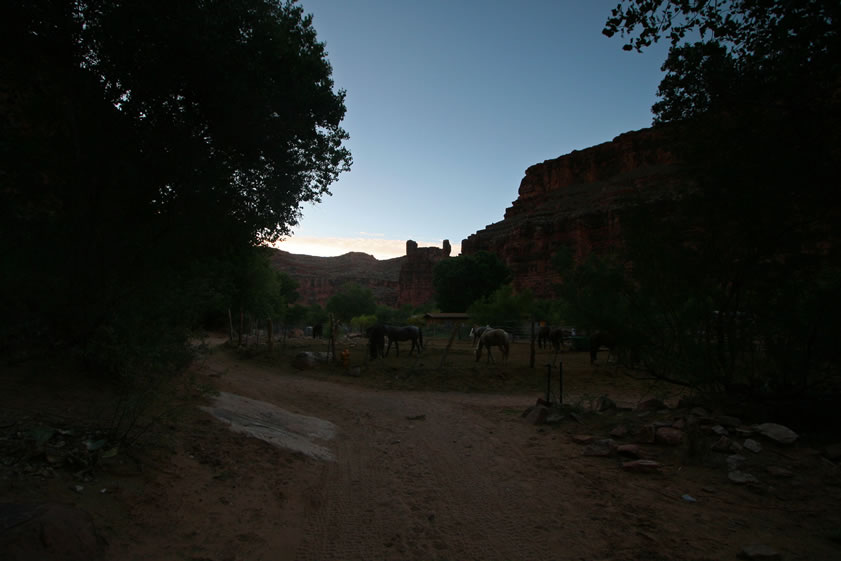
[{"xmin": 276, "ymin": 0, "xmax": 670, "ymax": 259}]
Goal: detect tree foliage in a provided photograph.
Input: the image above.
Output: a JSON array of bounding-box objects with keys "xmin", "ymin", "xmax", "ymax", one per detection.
[
  {"xmin": 326, "ymin": 283, "xmax": 376, "ymax": 324},
  {"xmin": 432, "ymin": 251, "xmax": 511, "ymax": 312},
  {"xmin": 0, "ymin": 0, "xmax": 350, "ymax": 373},
  {"xmin": 467, "ymin": 285, "xmax": 533, "ymax": 328},
  {"xmin": 593, "ymin": 1, "xmax": 841, "ymax": 396}
]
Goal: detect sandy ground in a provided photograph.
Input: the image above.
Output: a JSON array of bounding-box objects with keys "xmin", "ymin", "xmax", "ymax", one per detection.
[{"xmin": 3, "ymin": 337, "xmax": 841, "ymax": 560}]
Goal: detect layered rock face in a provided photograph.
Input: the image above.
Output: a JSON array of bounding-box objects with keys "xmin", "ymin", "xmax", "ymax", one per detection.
[
  {"xmin": 270, "ymin": 240, "xmax": 452, "ymax": 308},
  {"xmin": 273, "ymin": 125, "xmax": 686, "ymax": 307},
  {"xmin": 397, "ymin": 240, "xmax": 452, "ymax": 307},
  {"xmin": 461, "ymin": 126, "xmax": 688, "ymax": 298},
  {"xmin": 269, "ymin": 250, "xmax": 403, "ymax": 306}
]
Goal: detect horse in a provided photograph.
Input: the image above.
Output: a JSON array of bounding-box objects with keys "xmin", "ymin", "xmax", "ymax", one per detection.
[
  {"xmin": 469, "ymin": 324, "xmax": 491, "ymax": 345},
  {"xmin": 537, "ymin": 326, "xmax": 565, "ymax": 351},
  {"xmin": 384, "ymin": 325, "xmax": 424, "ymax": 357},
  {"xmin": 366, "ymin": 324, "xmax": 386, "ymax": 359},
  {"xmin": 312, "ymin": 323, "xmax": 323, "ymax": 339},
  {"xmin": 589, "ymin": 331, "xmax": 617, "ymax": 364},
  {"xmin": 475, "ymin": 328, "xmax": 510, "ymax": 363}
]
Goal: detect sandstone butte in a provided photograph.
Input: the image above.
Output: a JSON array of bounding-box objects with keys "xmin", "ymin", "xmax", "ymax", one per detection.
[{"xmin": 271, "ymin": 125, "xmax": 688, "ymax": 308}]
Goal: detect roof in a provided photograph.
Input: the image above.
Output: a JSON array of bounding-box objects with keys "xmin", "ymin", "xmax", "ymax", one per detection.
[{"xmin": 423, "ymin": 312, "xmax": 470, "ymax": 320}]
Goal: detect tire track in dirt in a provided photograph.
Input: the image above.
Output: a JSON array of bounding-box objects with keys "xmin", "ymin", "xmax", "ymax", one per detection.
[{"xmin": 288, "ymin": 386, "xmax": 606, "ymax": 561}]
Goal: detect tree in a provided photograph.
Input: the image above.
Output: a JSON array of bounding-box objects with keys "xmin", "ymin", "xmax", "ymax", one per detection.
[
  {"xmin": 432, "ymin": 251, "xmax": 512, "ymax": 312},
  {"xmin": 596, "ymin": 1, "xmax": 841, "ymax": 394},
  {"xmin": 467, "ymin": 285, "xmax": 533, "ymax": 328},
  {"xmin": 0, "ymin": 1, "xmax": 350, "ymax": 373},
  {"xmin": 326, "ymin": 284, "xmax": 376, "ymax": 324}
]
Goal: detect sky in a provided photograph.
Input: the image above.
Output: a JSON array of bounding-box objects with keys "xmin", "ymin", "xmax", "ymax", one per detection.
[{"xmin": 275, "ymin": 0, "xmax": 671, "ymax": 260}]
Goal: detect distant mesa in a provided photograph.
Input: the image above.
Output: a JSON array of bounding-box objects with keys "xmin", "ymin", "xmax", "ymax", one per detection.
[
  {"xmin": 273, "ymin": 125, "xmax": 688, "ymax": 307},
  {"xmin": 270, "ymin": 239, "xmax": 452, "ymax": 308}
]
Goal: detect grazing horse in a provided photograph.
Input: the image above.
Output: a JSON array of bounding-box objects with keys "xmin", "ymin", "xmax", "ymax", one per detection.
[
  {"xmin": 537, "ymin": 326, "xmax": 565, "ymax": 351},
  {"xmin": 475, "ymin": 328, "xmax": 510, "ymax": 363},
  {"xmin": 469, "ymin": 324, "xmax": 491, "ymax": 345},
  {"xmin": 384, "ymin": 325, "xmax": 424, "ymax": 357},
  {"xmin": 589, "ymin": 331, "xmax": 617, "ymax": 364},
  {"xmin": 366, "ymin": 325, "xmax": 386, "ymax": 359}
]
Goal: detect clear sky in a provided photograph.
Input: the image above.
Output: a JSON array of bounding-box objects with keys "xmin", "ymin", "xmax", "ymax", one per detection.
[{"xmin": 275, "ymin": 0, "xmax": 670, "ymax": 260}]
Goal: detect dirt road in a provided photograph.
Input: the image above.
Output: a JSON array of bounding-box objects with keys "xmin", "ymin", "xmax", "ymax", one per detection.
[{"xmin": 4, "ymin": 341, "xmax": 839, "ymax": 560}]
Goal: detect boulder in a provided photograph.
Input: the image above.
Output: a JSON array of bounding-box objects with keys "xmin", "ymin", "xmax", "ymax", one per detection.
[
  {"xmin": 755, "ymin": 423, "xmax": 798, "ymax": 445},
  {"xmin": 582, "ymin": 439, "xmax": 617, "ymax": 457},
  {"xmin": 593, "ymin": 395, "xmax": 617, "ymax": 412},
  {"xmin": 655, "ymin": 427, "xmax": 683, "ymax": 446},
  {"xmin": 525, "ymin": 405, "xmax": 549, "ymax": 425},
  {"xmin": 728, "ymin": 470, "xmax": 759, "ymax": 484}
]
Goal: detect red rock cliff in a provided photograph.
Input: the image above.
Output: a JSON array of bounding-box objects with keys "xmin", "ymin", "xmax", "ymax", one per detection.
[
  {"xmin": 397, "ymin": 240, "xmax": 452, "ymax": 307},
  {"xmin": 461, "ymin": 126, "xmax": 690, "ymax": 298},
  {"xmin": 270, "ymin": 240, "xmax": 452, "ymax": 308},
  {"xmin": 269, "ymin": 250, "xmax": 403, "ymax": 307}
]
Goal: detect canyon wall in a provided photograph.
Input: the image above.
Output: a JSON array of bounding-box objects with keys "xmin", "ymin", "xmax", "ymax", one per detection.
[
  {"xmin": 397, "ymin": 240, "xmax": 451, "ymax": 307},
  {"xmin": 269, "ymin": 250, "xmax": 403, "ymax": 307},
  {"xmin": 272, "ymin": 125, "xmax": 688, "ymax": 308},
  {"xmin": 270, "ymin": 239, "xmax": 452, "ymax": 308},
  {"xmin": 460, "ymin": 126, "xmax": 689, "ymax": 298}
]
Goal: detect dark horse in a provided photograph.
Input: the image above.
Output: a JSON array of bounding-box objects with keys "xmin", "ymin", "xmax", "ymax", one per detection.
[
  {"xmin": 537, "ymin": 326, "xmax": 565, "ymax": 351},
  {"xmin": 366, "ymin": 324, "xmax": 386, "ymax": 359},
  {"xmin": 384, "ymin": 325, "xmax": 424, "ymax": 357},
  {"xmin": 312, "ymin": 323, "xmax": 323, "ymax": 339},
  {"xmin": 589, "ymin": 331, "xmax": 617, "ymax": 363},
  {"xmin": 475, "ymin": 328, "xmax": 510, "ymax": 363}
]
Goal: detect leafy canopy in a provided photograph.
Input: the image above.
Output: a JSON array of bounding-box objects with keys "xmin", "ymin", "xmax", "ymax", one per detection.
[
  {"xmin": 592, "ymin": 1, "xmax": 841, "ymax": 394},
  {"xmin": 432, "ymin": 252, "xmax": 512, "ymax": 313},
  {"xmin": 0, "ymin": 0, "xmax": 350, "ymax": 372},
  {"xmin": 326, "ymin": 284, "xmax": 377, "ymax": 324}
]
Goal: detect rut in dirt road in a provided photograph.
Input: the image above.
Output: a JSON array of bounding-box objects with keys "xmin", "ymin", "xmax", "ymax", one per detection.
[{"xmin": 289, "ymin": 388, "xmax": 614, "ymax": 561}]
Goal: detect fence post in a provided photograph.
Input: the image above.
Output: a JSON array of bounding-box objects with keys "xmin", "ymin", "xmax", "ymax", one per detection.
[
  {"xmin": 545, "ymin": 363, "xmax": 552, "ymax": 403},
  {"xmin": 558, "ymin": 360, "xmax": 564, "ymax": 405},
  {"xmin": 438, "ymin": 324, "xmax": 460, "ymax": 371},
  {"xmin": 530, "ymin": 318, "xmax": 535, "ymax": 368}
]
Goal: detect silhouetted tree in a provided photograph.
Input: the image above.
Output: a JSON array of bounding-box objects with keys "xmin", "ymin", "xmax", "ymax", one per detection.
[
  {"xmin": 594, "ymin": 1, "xmax": 841, "ymax": 395},
  {"xmin": 432, "ymin": 251, "xmax": 511, "ymax": 312},
  {"xmin": 0, "ymin": 0, "xmax": 350, "ymax": 373}
]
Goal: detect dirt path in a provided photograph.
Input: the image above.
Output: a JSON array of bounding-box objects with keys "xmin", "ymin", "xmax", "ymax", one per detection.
[
  {"xmin": 134, "ymin": 346, "xmax": 837, "ymax": 561},
  {"xmin": 4, "ymin": 342, "xmax": 839, "ymax": 560}
]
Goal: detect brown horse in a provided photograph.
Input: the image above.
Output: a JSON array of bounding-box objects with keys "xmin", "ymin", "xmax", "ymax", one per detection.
[
  {"xmin": 475, "ymin": 328, "xmax": 510, "ymax": 363},
  {"xmin": 537, "ymin": 325, "xmax": 565, "ymax": 351}
]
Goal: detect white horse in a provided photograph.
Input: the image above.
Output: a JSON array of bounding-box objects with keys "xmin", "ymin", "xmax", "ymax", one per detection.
[
  {"xmin": 475, "ymin": 328, "xmax": 510, "ymax": 363},
  {"xmin": 469, "ymin": 324, "xmax": 491, "ymax": 345}
]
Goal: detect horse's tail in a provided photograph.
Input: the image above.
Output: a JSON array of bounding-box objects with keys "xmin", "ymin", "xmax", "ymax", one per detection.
[{"xmin": 418, "ymin": 327, "xmax": 424, "ymax": 349}]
